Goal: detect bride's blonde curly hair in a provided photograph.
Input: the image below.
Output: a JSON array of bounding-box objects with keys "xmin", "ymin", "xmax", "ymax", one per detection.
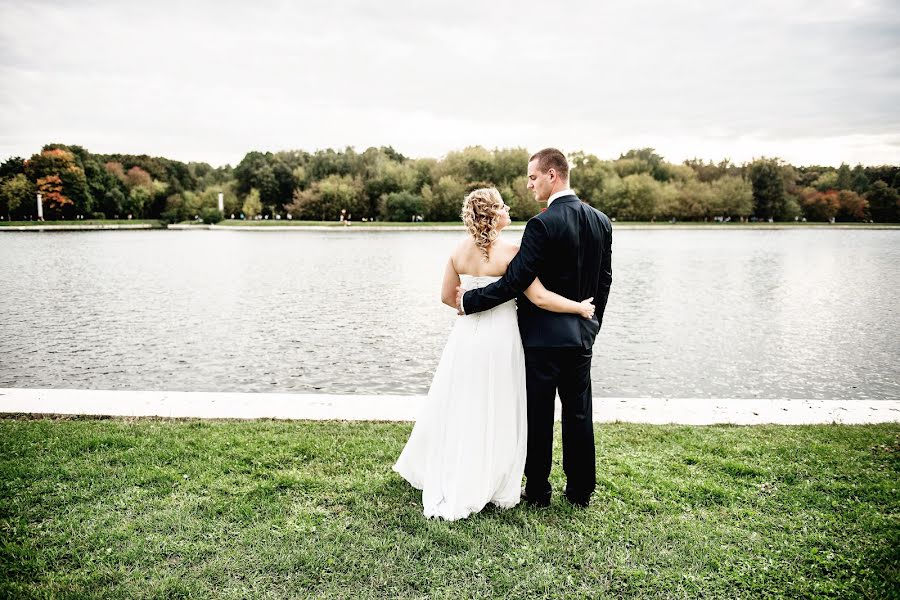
[{"xmin": 461, "ymin": 187, "xmax": 505, "ymax": 262}]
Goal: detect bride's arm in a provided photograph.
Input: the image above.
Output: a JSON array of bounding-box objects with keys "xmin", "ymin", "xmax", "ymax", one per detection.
[
  {"xmin": 441, "ymin": 256, "xmax": 462, "ymax": 309},
  {"xmin": 524, "ymin": 277, "xmax": 594, "ymax": 319}
]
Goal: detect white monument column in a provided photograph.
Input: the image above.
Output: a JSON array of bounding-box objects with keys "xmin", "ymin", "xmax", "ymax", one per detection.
[
  {"xmin": 218, "ymin": 192, "xmax": 224, "ymax": 212},
  {"xmin": 36, "ymin": 193, "xmax": 43, "ymax": 220}
]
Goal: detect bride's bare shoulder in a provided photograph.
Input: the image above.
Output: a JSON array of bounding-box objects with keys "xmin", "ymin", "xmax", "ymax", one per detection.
[
  {"xmin": 495, "ymin": 238, "xmax": 520, "ymax": 257},
  {"xmin": 452, "ymin": 236, "xmax": 476, "ymax": 256},
  {"xmin": 450, "ymin": 236, "xmax": 476, "ymax": 267}
]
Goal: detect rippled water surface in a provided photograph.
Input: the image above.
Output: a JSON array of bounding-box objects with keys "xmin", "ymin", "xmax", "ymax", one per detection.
[{"xmin": 1, "ymin": 229, "xmax": 898, "ymax": 399}]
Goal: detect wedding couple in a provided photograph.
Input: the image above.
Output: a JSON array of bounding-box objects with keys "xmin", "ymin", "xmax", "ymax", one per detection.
[{"xmin": 394, "ymin": 148, "xmax": 613, "ymax": 521}]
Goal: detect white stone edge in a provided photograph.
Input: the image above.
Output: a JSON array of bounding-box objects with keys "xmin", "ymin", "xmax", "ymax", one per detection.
[{"xmin": 1, "ymin": 388, "xmax": 897, "ymax": 425}]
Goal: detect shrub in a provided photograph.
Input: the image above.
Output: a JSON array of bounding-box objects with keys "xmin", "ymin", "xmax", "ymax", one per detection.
[
  {"xmin": 200, "ymin": 207, "xmax": 223, "ymax": 224},
  {"xmin": 380, "ymin": 191, "xmax": 424, "ymax": 222}
]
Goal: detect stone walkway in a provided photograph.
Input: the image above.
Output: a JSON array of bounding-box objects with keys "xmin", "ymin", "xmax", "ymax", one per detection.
[{"xmin": 1, "ymin": 388, "xmax": 897, "ymax": 425}]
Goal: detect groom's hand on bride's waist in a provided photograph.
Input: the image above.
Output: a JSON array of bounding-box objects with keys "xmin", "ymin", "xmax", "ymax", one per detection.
[{"xmin": 456, "ymin": 286, "xmax": 466, "ymax": 315}]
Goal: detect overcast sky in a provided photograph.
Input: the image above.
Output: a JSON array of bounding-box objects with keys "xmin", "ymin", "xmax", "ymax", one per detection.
[{"xmin": 1, "ymin": 0, "xmax": 898, "ymax": 167}]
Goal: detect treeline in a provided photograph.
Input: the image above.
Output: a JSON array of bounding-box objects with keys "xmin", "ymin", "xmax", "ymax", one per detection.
[{"xmin": 1, "ymin": 144, "xmax": 898, "ymax": 223}]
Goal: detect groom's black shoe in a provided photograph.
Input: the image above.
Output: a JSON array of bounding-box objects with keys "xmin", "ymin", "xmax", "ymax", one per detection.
[
  {"xmin": 564, "ymin": 488, "xmax": 591, "ymax": 508},
  {"xmin": 520, "ymin": 488, "xmax": 550, "ymax": 508},
  {"xmin": 565, "ymin": 494, "xmax": 590, "ymax": 508}
]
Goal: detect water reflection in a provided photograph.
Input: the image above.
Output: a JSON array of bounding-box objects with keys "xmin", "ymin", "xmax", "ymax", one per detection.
[{"xmin": 1, "ymin": 229, "xmax": 897, "ymax": 399}]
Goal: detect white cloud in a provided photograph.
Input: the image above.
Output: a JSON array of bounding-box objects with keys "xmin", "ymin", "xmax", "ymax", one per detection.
[{"xmin": 0, "ymin": 0, "xmax": 897, "ymax": 166}]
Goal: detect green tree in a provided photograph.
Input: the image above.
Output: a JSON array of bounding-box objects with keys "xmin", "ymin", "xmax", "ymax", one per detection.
[
  {"xmin": 363, "ymin": 155, "xmax": 415, "ymax": 218},
  {"xmin": 242, "ymin": 189, "xmax": 262, "ymax": 219},
  {"xmin": 749, "ymin": 158, "xmax": 786, "ymax": 220},
  {"xmin": 124, "ymin": 186, "xmax": 151, "ymax": 218},
  {"xmin": 863, "ymin": 166, "xmax": 900, "ymax": 189},
  {"xmin": 661, "ymin": 179, "xmax": 713, "ymax": 220},
  {"xmin": 617, "ymin": 148, "xmax": 670, "ymax": 182},
  {"xmin": 198, "ymin": 181, "xmax": 240, "ymax": 217},
  {"xmin": 307, "ymin": 148, "xmax": 357, "ymax": 181},
  {"xmin": 421, "ymin": 175, "xmax": 466, "ymax": 221},
  {"xmin": 82, "ymin": 157, "xmax": 118, "ymax": 217},
  {"xmin": 161, "ymin": 191, "xmax": 203, "ymax": 223},
  {"xmin": 710, "ymin": 175, "xmax": 754, "ymax": 218},
  {"xmin": 409, "ymin": 158, "xmax": 436, "ymax": 192},
  {"xmin": 850, "ymin": 165, "xmax": 870, "ymax": 194},
  {"xmin": 234, "ymin": 151, "xmax": 283, "ymax": 206},
  {"xmin": 292, "ymin": 166, "xmax": 309, "ymax": 191},
  {"xmin": 683, "ymin": 158, "xmax": 739, "ymax": 182},
  {"xmin": 835, "ymin": 163, "xmax": 852, "ymax": 190},
  {"xmin": 100, "ymin": 187, "xmax": 126, "ymax": 219},
  {"xmin": 813, "ymin": 171, "xmax": 839, "ymax": 191},
  {"xmin": 500, "ymin": 176, "xmax": 542, "ymax": 221},
  {"xmin": 200, "ymin": 206, "xmax": 223, "ymax": 224},
  {"xmin": 569, "ymin": 153, "xmax": 617, "ymax": 208},
  {"xmin": 492, "ymin": 148, "xmax": 530, "ymax": 184},
  {"xmin": 866, "ymin": 181, "xmax": 900, "ymax": 222},
  {"xmin": 284, "ymin": 175, "xmax": 364, "ymax": 221},
  {"xmin": 0, "ymin": 173, "xmax": 35, "ymax": 220},
  {"xmin": 0, "ymin": 156, "xmax": 25, "ymax": 180},
  {"xmin": 381, "ymin": 191, "xmax": 424, "ymax": 221},
  {"xmin": 615, "ymin": 173, "xmax": 664, "ymax": 220},
  {"xmin": 435, "ymin": 147, "xmax": 496, "ymax": 184},
  {"xmin": 113, "ymin": 165, "xmax": 159, "ymax": 218},
  {"xmin": 253, "ymin": 165, "xmax": 279, "ymax": 210},
  {"xmin": 190, "ymin": 162, "xmax": 234, "ymax": 190},
  {"xmin": 95, "ymin": 152, "xmax": 193, "ymax": 195}
]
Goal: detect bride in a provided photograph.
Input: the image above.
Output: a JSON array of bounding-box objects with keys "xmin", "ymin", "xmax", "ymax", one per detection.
[{"xmin": 393, "ymin": 187, "xmax": 594, "ymax": 521}]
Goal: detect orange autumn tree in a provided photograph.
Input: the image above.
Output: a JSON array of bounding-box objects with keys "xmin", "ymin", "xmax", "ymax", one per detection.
[
  {"xmin": 36, "ymin": 174, "xmax": 73, "ymax": 216},
  {"xmin": 125, "ymin": 166, "xmax": 152, "ymax": 189},
  {"xmin": 837, "ymin": 190, "xmax": 869, "ymax": 221},
  {"xmin": 799, "ymin": 188, "xmax": 840, "ymax": 221},
  {"xmin": 105, "ymin": 161, "xmax": 126, "ymax": 183},
  {"xmin": 24, "ymin": 147, "xmax": 90, "ymax": 219}
]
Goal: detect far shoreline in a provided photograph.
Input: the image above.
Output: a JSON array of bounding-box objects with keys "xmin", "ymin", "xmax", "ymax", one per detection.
[{"xmin": 2, "ymin": 219, "xmax": 899, "ymax": 232}]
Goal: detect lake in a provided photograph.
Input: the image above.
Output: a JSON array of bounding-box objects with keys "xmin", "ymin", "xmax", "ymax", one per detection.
[{"xmin": 1, "ymin": 228, "xmax": 898, "ymax": 399}]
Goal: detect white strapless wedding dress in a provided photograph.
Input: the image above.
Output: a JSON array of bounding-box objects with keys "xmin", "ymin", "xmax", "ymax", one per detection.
[{"xmin": 393, "ymin": 275, "xmax": 528, "ymax": 521}]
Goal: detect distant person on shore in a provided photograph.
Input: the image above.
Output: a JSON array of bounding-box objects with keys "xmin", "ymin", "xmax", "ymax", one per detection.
[{"xmin": 393, "ymin": 169, "xmax": 605, "ymax": 520}]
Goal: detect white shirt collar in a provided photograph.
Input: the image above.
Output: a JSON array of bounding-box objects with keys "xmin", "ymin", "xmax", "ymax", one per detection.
[{"xmin": 547, "ymin": 188, "xmax": 575, "ymax": 206}]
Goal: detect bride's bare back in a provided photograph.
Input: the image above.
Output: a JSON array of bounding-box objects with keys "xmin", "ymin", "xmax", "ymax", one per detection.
[
  {"xmin": 452, "ymin": 237, "xmax": 518, "ymax": 277},
  {"xmin": 440, "ymin": 236, "xmax": 594, "ymax": 319}
]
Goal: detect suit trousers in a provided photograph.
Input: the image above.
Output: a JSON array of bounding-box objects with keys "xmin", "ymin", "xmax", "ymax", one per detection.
[{"xmin": 523, "ymin": 347, "xmax": 595, "ymax": 503}]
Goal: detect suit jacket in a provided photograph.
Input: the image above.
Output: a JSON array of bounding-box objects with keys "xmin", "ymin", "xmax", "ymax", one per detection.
[{"xmin": 462, "ymin": 194, "xmax": 612, "ymax": 349}]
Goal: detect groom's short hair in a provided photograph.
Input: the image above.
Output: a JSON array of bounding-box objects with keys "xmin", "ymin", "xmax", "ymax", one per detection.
[{"xmin": 529, "ymin": 148, "xmax": 569, "ymax": 181}]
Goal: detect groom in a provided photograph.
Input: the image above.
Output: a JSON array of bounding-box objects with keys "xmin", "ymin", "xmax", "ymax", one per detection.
[{"xmin": 456, "ymin": 148, "xmax": 613, "ymax": 507}]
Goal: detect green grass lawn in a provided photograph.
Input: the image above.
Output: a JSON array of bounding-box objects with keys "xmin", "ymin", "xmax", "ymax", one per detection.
[
  {"xmin": 0, "ymin": 220, "xmax": 164, "ymax": 227},
  {"xmin": 1, "ymin": 418, "xmax": 897, "ymax": 598}
]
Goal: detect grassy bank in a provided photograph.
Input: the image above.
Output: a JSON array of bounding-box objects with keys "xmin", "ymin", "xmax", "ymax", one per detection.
[
  {"xmin": 0, "ymin": 219, "xmax": 164, "ymax": 228},
  {"xmin": 212, "ymin": 219, "xmax": 900, "ymax": 229},
  {"xmin": 1, "ymin": 418, "xmax": 897, "ymax": 598},
  {"xmin": 2, "ymin": 219, "xmax": 897, "ymax": 230},
  {"xmin": 213, "ymin": 220, "xmax": 463, "ymax": 227}
]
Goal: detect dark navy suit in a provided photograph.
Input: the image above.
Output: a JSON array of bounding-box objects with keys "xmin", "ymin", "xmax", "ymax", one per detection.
[{"xmin": 462, "ymin": 194, "xmax": 612, "ymax": 503}]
